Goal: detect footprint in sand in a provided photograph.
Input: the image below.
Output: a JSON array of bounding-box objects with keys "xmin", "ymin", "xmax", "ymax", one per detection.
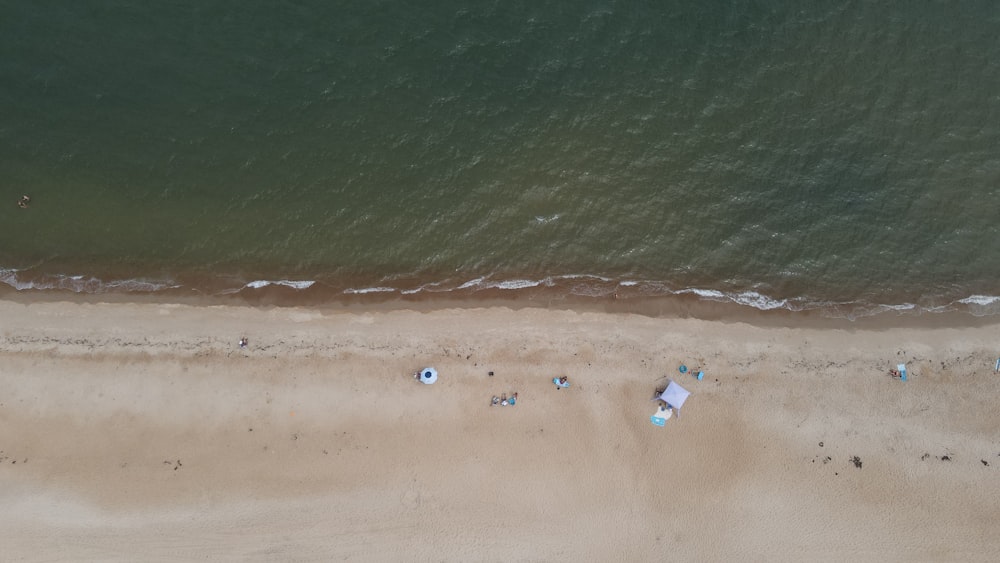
[{"xmin": 402, "ymin": 490, "xmax": 421, "ymax": 509}]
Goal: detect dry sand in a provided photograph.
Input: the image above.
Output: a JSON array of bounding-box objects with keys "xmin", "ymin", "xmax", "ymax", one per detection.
[{"xmin": 1, "ymin": 298, "xmax": 999, "ymax": 561}]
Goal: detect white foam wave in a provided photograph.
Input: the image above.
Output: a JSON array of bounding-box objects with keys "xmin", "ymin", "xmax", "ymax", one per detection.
[
  {"xmin": 458, "ymin": 274, "xmax": 611, "ymax": 292},
  {"xmin": 245, "ymin": 280, "xmax": 316, "ymax": 290},
  {"xmin": 955, "ymin": 294, "xmax": 1000, "ymax": 316},
  {"xmin": 558, "ymin": 274, "xmax": 612, "ymax": 282},
  {"xmin": 343, "ymin": 286, "xmax": 396, "ymax": 294},
  {"xmin": 457, "ymin": 277, "xmax": 487, "ymax": 290},
  {"xmin": 0, "ymin": 268, "xmax": 22, "ymax": 289},
  {"xmin": 400, "ymin": 282, "xmax": 446, "ymax": 295},
  {"xmin": 881, "ymin": 303, "xmax": 917, "ymax": 311},
  {"xmin": 491, "ymin": 279, "xmax": 542, "ymax": 290},
  {"xmin": 673, "ymin": 287, "xmax": 788, "ymax": 310},
  {"xmin": 958, "ymin": 295, "xmax": 1000, "ymax": 306},
  {"xmin": 730, "ymin": 291, "xmax": 788, "ymax": 310},
  {"xmin": 678, "ymin": 288, "xmax": 725, "ymax": 299},
  {"xmin": 0, "ymin": 269, "xmax": 177, "ymax": 293}
]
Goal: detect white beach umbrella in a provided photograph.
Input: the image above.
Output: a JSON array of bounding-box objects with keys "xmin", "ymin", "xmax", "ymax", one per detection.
[
  {"xmin": 419, "ymin": 367, "xmax": 438, "ymax": 385},
  {"xmin": 656, "ymin": 380, "xmax": 690, "ymax": 410}
]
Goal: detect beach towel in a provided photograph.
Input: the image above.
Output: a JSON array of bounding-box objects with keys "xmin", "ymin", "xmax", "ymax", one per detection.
[{"xmin": 651, "ymin": 406, "xmax": 671, "ymax": 426}]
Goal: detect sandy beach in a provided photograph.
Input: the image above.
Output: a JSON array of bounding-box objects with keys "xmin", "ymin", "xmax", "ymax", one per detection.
[{"xmin": 1, "ymin": 298, "xmax": 999, "ymax": 561}]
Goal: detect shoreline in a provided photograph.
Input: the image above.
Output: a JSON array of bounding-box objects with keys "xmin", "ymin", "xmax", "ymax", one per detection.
[
  {"xmin": 3, "ymin": 283, "xmax": 1000, "ymax": 331},
  {"xmin": 4, "ymin": 267, "xmax": 1000, "ymax": 323},
  {"xmin": 2, "ymin": 298, "xmax": 1000, "ymax": 560}
]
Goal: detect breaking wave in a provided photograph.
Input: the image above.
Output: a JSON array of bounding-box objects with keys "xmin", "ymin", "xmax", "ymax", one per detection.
[
  {"xmin": 244, "ymin": 280, "xmax": 316, "ymax": 290},
  {"xmin": 2, "ymin": 267, "xmax": 999, "ymax": 319},
  {"xmin": 0, "ymin": 268, "xmax": 178, "ymax": 293}
]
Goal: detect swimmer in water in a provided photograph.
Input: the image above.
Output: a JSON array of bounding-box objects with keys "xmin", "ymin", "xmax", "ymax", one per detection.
[{"xmin": 17, "ymin": 195, "xmax": 31, "ymax": 209}]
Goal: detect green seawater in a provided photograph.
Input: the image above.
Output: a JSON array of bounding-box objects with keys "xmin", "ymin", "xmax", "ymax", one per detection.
[{"xmin": 2, "ymin": 2, "xmax": 999, "ymax": 314}]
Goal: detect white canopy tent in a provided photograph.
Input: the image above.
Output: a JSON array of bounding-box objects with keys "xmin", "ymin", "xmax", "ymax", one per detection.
[{"xmin": 655, "ymin": 380, "xmax": 690, "ymax": 411}]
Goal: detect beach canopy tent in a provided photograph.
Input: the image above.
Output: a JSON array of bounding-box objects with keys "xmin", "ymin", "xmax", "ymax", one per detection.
[
  {"xmin": 655, "ymin": 381, "xmax": 690, "ymax": 410},
  {"xmin": 419, "ymin": 367, "xmax": 438, "ymax": 385}
]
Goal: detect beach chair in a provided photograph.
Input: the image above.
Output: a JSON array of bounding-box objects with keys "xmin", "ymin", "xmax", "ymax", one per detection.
[{"xmin": 897, "ymin": 363, "xmax": 908, "ymax": 382}]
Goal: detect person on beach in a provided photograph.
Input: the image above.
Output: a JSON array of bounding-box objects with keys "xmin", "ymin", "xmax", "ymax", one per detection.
[
  {"xmin": 239, "ymin": 337, "xmax": 248, "ymax": 349},
  {"xmin": 17, "ymin": 195, "xmax": 30, "ymax": 209},
  {"xmin": 501, "ymin": 393, "xmax": 508, "ymax": 406},
  {"xmin": 556, "ymin": 376, "xmax": 568, "ymax": 389},
  {"xmin": 508, "ymin": 392, "xmax": 517, "ymax": 406},
  {"xmin": 889, "ymin": 368, "xmax": 899, "ymax": 378},
  {"xmin": 491, "ymin": 396, "xmax": 500, "ymax": 406}
]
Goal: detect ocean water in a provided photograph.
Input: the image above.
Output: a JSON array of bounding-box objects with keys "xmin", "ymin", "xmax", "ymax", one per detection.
[{"xmin": 2, "ymin": 2, "xmax": 999, "ymax": 317}]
